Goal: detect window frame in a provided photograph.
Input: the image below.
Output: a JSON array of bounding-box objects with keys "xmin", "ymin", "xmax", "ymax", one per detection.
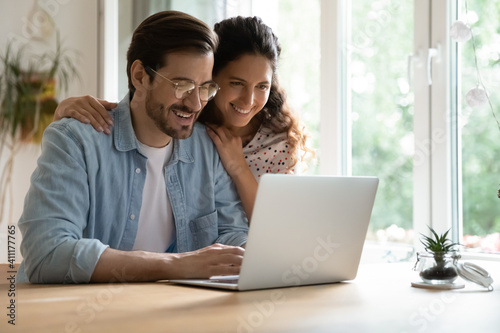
[
  {"xmin": 427, "ymin": 0, "xmax": 499, "ymax": 260},
  {"xmin": 319, "ymin": 0, "xmax": 352, "ymax": 176},
  {"xmin": 319, "ymin": 0, "xmax": 499, "ymax": 260}
]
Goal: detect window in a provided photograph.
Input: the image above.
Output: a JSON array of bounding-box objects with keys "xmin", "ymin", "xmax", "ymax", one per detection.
[
  {"xmin": 339, "ymin": 0, "xmax": 500, "ymax": 259},
  {"xmin": 349, "ymin": 1, "xmax": 415, "ymax": 258},
  {"xmin": 455, "ymin": 0, "xmax": 500, "ymax": 254}
]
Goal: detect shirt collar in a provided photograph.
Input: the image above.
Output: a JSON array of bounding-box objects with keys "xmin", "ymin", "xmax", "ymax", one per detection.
[
  {"xmin": 113, "ymin": 94, "xmax": 137, "ymax": 152},
  {"xmin": 170, "ymin": 136, "xmax": 194, "ymax": 165}
]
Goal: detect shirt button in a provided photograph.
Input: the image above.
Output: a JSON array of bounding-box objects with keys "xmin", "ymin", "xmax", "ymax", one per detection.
[
  {"xmin": 135, "ymin": 168, "xmax": 141, "ymax": 174},
  {"xmin": 130, "ymin": 214, "xmax": 136, "ymax": 220}
]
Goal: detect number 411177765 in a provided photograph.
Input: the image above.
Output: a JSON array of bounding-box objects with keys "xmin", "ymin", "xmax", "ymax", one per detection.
[{"xmin": 7, "ymin": 225, "xmax": 16, "ymax": 270}]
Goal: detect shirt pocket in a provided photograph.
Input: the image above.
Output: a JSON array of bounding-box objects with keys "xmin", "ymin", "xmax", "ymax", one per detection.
[{"xmin": 189, "ymin": 210, "xmax": 218, "ymax": 249}]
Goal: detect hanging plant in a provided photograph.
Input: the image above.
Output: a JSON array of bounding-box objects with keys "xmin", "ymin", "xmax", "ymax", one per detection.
[
  {"xmin": 0, "ymin": 33, "xmax": 79, "ymax": 144},
  {"xmin": 0, "ymin": 32, "xmax": 80, "ymax": 226}
]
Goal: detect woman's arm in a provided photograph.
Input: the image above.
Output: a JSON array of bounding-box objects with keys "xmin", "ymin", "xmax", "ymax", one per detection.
[
  {"xmin": 53, "ymin": 95, "xmax": 116, "ymax": 134},
  {"xmin": 206, "ymin": 126, "xmax": 258, "ymax": 220},
  {"xmin": 229, "ymin": 167, "xmax": 258, "ymax": 221}
]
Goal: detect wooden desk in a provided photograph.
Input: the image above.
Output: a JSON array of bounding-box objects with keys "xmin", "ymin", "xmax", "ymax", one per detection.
[{"xmin": 1, "ymin": 261, "xmax": 499, "ymax": 333}]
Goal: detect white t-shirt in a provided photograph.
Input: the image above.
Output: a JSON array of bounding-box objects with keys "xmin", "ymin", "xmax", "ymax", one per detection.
[{"xmin": 132, "ymin": 140, "xmax": 175, "ymax": 252}]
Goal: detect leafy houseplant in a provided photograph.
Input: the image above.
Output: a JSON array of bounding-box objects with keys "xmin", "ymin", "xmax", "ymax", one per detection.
[
  {"xmin": 0, "ymin": 34, "xmax": 79, "ymax": 225},
  {"xmin": 416, "ymin": 227, "xmax": 460, "ymax": 284}
]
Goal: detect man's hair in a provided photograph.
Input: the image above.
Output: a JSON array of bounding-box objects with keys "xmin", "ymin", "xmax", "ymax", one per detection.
[{"xmin": 126, "ymin": 10, "xmax": 218, "ymax": 94}]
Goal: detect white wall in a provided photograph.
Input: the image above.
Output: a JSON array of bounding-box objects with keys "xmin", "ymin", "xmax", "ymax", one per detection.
[{"xmin": 0, "ymin": 0, "xmax": 100, "ymax": 262}]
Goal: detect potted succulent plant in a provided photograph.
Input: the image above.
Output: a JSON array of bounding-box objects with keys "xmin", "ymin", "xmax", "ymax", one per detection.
[{"xmin": 414, "ymin": 227, "xmax": 460, "ymax": 284}]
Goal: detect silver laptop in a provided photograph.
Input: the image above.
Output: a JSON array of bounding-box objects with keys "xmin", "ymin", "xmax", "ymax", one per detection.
[{"xmin": 169, "ymin": 174, "xmax": 379, "ymax": 291}]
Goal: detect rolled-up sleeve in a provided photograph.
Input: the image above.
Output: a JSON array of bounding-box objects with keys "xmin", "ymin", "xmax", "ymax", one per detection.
[{"xmin": 19, "ymin": 124, "xmax": 108, "ymax": 284}]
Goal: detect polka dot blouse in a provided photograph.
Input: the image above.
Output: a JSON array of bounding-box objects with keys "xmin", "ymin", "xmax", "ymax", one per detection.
[{"xmin": 243, "ymin": 125, "xmax": 297, "ymax": 181}]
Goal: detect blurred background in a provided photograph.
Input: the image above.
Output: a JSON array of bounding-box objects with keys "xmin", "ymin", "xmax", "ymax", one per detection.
[{"xmin": 1, "ymin": 0, "xmax": 499, "ymax": 263}]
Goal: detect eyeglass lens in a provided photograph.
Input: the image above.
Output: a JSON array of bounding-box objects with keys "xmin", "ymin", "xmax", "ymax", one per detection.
[
  {"xmin": 175, "ymin": 81, "xmax": 218, "ymax": 102},
  {"xmin": 146, "ymin": 67, "xmax": 219, "ymax": 102}
]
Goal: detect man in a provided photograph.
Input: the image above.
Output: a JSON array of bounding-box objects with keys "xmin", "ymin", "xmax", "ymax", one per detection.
[{"xmin": 18, "ymin": 11, "xmax": 248, "ymax": 284}]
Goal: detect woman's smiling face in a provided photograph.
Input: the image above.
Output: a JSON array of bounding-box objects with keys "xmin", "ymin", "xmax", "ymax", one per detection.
[{"xmin": 212, "ymin": 54, "xmax": 273, "ymax": 131}]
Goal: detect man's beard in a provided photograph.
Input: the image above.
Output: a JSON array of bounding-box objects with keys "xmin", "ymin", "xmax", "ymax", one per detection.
[{"xmin": 145, "ymin": 93, "xmax": 197, "ymax": 140}]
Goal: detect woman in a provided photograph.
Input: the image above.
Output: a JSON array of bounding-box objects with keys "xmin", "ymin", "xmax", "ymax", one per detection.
[{"xmin": 53, "ymin": 16, "xmax": 312, "ymax": 219}]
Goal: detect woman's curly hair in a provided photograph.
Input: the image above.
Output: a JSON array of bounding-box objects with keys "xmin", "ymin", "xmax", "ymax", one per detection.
[{"xmin": 197, "ymin": 16, "xmax": 313, "ymax": 169}]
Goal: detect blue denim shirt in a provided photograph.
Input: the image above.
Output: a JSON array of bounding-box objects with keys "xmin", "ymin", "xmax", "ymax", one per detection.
[{"xmin": 18, "ymin": 95, "xmax": 248, "ymax": 283}]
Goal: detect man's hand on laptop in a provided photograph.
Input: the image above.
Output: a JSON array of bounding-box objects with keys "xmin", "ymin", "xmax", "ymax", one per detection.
[{"xmin": 172, "ymin": 243, "xmax": 245, "ymax": 279}]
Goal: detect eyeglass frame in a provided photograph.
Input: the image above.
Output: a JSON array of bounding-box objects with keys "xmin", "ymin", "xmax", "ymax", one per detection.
[{"xmin": 145, "ymin": 66, "xmax": 220, "ymax": 102}]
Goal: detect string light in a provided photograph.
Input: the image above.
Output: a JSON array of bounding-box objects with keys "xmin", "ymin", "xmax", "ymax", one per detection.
[
  {"xmin": 451, "ymin": 1, "xmax": 500, "ymax": 132},
  {"xmin": 465, "ymin": 86, "xmax": 488, "ymax": 107},
  {"xmin": 451, "ymin": 1, "xmax": 500, "ymax": 199},
  {"xmin": 450, "ymin": 20, "xmax": 472, "ymax": 42}
]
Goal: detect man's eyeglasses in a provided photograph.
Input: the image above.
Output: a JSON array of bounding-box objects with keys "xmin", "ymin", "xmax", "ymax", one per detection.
[{"xmin": 146, "ymin": 67, "xmax": 220, "ymax": 102}]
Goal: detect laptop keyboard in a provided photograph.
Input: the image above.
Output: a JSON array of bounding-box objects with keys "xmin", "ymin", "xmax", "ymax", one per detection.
[
  {"xmin": 208, "ymin": 278, "xmax": 239, "ymax": 284},
  {"xmin": 208, "ymin": 275, "xmax": 239, "ymax": 284}
]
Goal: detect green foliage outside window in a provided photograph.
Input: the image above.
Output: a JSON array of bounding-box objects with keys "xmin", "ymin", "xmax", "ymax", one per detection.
[{"xmin": 460, "ymin": 0, "xmax": 500, "ymax": 251}]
